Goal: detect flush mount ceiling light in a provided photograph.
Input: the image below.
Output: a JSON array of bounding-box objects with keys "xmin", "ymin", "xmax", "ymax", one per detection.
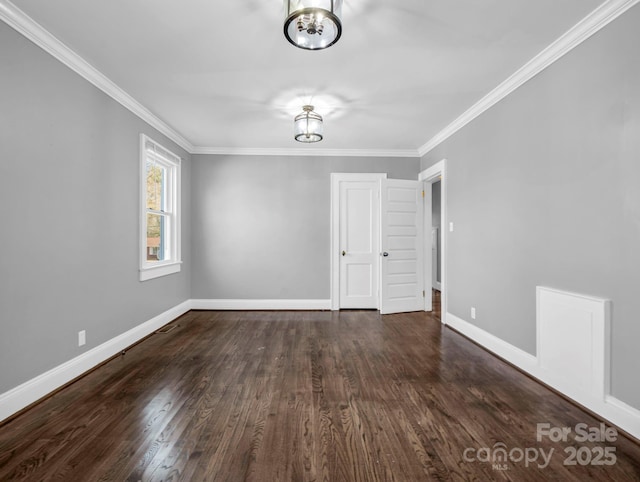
[
  {"xmin": 294, "ymin": 105, "xmax": 323, "ymax": 143},
  {"xmin": 284, "ymin": 0, "xmax": 342, "ymax": 50}
]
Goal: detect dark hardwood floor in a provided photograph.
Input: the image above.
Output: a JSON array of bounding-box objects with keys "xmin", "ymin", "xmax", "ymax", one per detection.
[
  {"xmin": 432, "ymin": 289, "xmax": 441, "ymax": 322},
  {"xmin": 1, "ymin": 310, "xmax": 639, "ymax": 481}
]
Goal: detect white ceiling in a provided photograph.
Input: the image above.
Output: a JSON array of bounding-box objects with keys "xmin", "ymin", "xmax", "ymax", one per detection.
[{"xmin": 8, "ymin": 0, "xmax": 606, "ymax": 155}]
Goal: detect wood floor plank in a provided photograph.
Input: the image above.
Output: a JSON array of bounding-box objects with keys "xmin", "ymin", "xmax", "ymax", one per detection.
[{"xmin": 1, "ymin": 309, "xmax": 639, "ymax": 481}]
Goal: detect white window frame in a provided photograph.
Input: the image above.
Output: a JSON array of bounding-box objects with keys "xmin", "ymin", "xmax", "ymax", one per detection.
[{"xmin": 139, "ymin": 134, "xmax": 182, "ymax": 281}]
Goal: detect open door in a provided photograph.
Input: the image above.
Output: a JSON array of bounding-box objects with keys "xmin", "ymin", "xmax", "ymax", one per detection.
[{"xmin": 380, "ymin": 179, "xmax": 424, "ymax": 314}]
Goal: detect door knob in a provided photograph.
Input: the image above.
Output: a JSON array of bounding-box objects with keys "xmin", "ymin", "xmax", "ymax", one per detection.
[
  {"xmin": 342, "ymin": 250, "xmax": 346, "ymax": 256},
  {"xmin": 382, "ymin": 252, "xmax": 389, "ymax": 257}
]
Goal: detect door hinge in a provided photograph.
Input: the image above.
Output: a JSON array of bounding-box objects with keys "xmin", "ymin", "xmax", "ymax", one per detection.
[
  {"xmin": 421, "ymin": 190, "xmax": 425, "ymax": 198},
  {"xmin": 422, "ymin": 290, "xmax": 425, "ymax": 297}
]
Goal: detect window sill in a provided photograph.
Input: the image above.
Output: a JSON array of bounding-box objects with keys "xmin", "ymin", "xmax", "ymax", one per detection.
[{"xmin": 139, "ymin": 261, "xmax": 182, "ymax": 281}]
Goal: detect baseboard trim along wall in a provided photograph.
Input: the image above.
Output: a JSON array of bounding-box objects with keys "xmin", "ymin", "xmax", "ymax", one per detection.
[
  {"xmin": 445, "ymin": 312, "xmax": 538, "ymax": 371},
  {"xmin": 3, "ymin": 299, "xmax": 638, "ymax": 442},
  {"xmin": 190, "ymin": 299, "xmax": 332, "ymax": 311},
  {"xmin": 446, "ymin": 312, "xmax": 640, "ymax": 441},
  {"xmin": 0, "ymin": 298, "xmax": 330, "ymax": 422},
  {"xmin": 0, "ymin": 300, "xmax": 192, "ymax": 423}
]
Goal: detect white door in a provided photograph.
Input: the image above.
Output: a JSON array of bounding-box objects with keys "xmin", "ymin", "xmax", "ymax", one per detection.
[
  {"xmin": 339, "ymin": 180, "xmax": 380, "ymax": 309},
  {"xmin": 380, "ymin": 179, "xmax": 424, "ymax": 314}
]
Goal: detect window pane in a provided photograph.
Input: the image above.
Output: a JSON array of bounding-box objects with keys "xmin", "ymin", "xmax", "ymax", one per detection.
[
  {"xmin": 141, "ymin": 136, "xmax": 181, "ymax": 280},
  {"xmin": 146, "ymin": 161, "xmax": 166, "ymax": 212},
  {"xmin": 146, "ymin": 213, "xmax": 169, "ymax": 262}
]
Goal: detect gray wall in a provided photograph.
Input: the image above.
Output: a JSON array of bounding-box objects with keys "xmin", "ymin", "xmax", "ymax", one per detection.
[
  {"xmin": 421, "ymin": 6, "xmax": 640, "ymax": 409},
  {"xmin": 191, "ymin": 155, "xmax": 419, "ymax": 299},
  {"xmin": 0, "ymin": 22, "xmax": 191, "ymax": 393}
]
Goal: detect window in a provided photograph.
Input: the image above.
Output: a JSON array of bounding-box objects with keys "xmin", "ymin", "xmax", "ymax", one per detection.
[{"xmin": 140, "ymin": 135, "xmax": 181, "ymax": 281}]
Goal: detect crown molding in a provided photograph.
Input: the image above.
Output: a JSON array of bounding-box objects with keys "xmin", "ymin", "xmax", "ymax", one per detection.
[
  {"xmin": 191, "ymin": 146, "xmax": 420, "ymax": 158},
  {"xmin": 0, "ymin": 0, "xmax": 415, "ymax": 160},
  {"xmin": 417, "ymin": 0, "xmax": 640, "ymax": 157},
  {"xmin": 3, "ymin": 0, "xmax": 637, "ymax": 159},
  {"xmin": 0, "ymin": 0, "xmax": 194, "ymax": 153}
]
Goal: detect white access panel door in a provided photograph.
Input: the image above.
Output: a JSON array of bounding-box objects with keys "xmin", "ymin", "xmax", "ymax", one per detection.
[
  {"xmin": 380, "ymin": 179, "xmax": 424, "ymax": 314},
  {"xmin": 339, "ymin": 181, "xmax": 380, "ymax": 309}
]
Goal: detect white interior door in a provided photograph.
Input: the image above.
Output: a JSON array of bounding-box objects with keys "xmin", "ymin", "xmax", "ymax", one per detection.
[
  {"xmin": 380, "ymin": 179, "xmax": 424, "ymax": 314},
  {"xmin": 339, "ymin": 180, "xmax": 380, "ymax": 309}
]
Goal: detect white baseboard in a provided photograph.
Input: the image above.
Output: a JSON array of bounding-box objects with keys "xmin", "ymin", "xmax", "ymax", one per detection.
[
  {"xmin": 190, "ymin": 299, "xmax": 331, "ymax": 311},
  {"xmin": 446, "ymin": 312, "xmax": 538, "ymax": 371},
  {"xmin": 4, "ymin": 303, "xmax": 637, "ymax": 442},
  {"xmin": 603, "ymin": 395, "xmax": 640, "ymax": 441},
  {"xmin": 0, "ymin": 298, "xmax": 331, "ymax": 422},
  {"xmin": 0, "ymin": 300, "xmax": 192, "ymax": 423},
  {"xmin": 445, "ymin": 312, "xmax": 640, "ymax": 441}
]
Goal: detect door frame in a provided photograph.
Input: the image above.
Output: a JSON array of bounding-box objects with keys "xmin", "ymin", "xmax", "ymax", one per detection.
[
  {"xmin": 330, "ymin": 173, "xmax": 387, "ymax": 311},
  {"xmin": 419, "ymin": 159, "xmax": 447, "ymax": 324}
]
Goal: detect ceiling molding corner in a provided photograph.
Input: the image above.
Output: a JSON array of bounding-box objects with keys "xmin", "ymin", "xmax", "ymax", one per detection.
[
  {"xmin": 0, "ymin": 0, "xmax": 194, "ymax": 153},
  {"xmin": 191, "ymin": 146, "xmax": 420, "ymax": 158},
  {"xmin": 417, "ymin": 0, "xmax": 640, "ymax": 158}
]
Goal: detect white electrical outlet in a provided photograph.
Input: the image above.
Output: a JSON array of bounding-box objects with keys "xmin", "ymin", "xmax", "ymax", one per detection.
[
  {"xmin": 449, "ymin": 222, "xmax": 454, "ymax": 232},
  {"xmin": 78, "ymin": 330, "xmax": 86, "ymax": 347},
  {"xmin": 471, "ymin": 307, "xmax": 476, "ymax": 320}
]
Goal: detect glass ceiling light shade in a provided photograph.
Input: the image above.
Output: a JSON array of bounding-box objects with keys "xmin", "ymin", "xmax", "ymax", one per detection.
[
  {"xmin": 294, "ymin": 105, "xmax": 323, "ymax": 143},
  {"xmin": 284, "ymin": 0, "xmax": 342, "ymax": 50}
]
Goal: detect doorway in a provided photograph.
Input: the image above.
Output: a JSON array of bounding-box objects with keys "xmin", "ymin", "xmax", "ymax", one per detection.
[
  {"xmin": 336, "ymin": 175, "xmax": 382, "ymax": 309},
  {"xmin": 419, "ymin": 159, "xmax": 447, "ymax": 324},
  {"xmin": 330, "ymin": 173, "xmax": 424, "ymax": 314},
  {"xmin": 330, "ymin": 173, "xmax": 385, "ymax": 310},
  {"xmin": 431, "ymin": 180, "xmax": 442, "ymax": 292}
]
